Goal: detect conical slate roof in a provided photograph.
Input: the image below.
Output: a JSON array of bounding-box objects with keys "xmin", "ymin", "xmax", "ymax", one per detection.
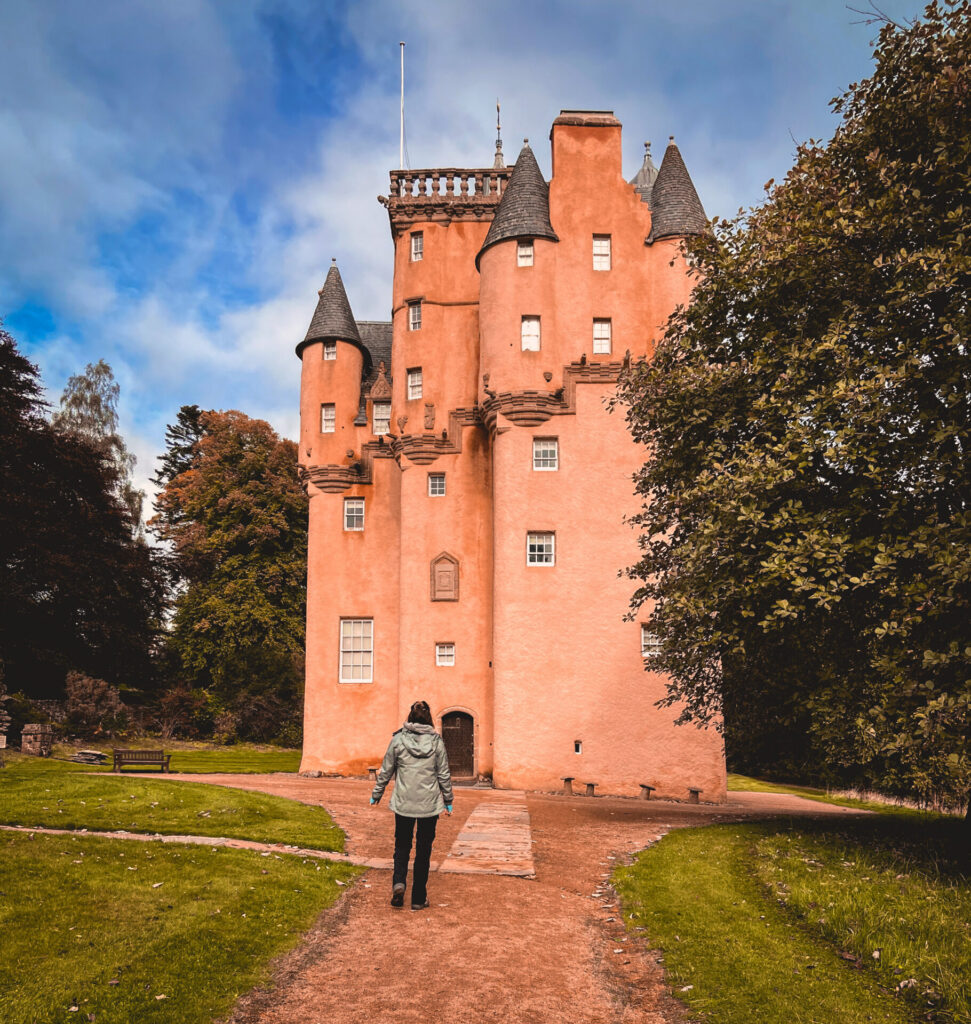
[
  {"xmin": 299, "ymin": 261, "xmax": 362, "ymax": 354},
  {"xmin": 629, "ymin": 142, "xmax": 659, "ymax": 205},
  {"xmin": 477, "ymin": 141, "xmax": 558, "ymax": 267},
  {"xmin": 647, "ymin": 138, "xmax": 708, "ymax": 242}
]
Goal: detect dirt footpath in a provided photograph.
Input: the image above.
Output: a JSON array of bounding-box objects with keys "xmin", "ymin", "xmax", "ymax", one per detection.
[{"xmin": 168, "ymin": 775, "xmax": 865, "ymax": 1024}]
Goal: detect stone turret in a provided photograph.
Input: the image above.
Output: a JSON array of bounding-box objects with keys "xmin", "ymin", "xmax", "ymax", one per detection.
[
  {"xmin": 647, "ymin": 137, "xmax": 708, "ymax": 242},
  {"xmin": 629, "ymin": 141, "xmax": 659, "ymax": 205}
]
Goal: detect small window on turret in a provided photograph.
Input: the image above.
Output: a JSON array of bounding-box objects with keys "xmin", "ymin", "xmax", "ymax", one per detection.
[
  {"xmin": 517, "ymin": 240, "xmax": 534, "ymax": 267},
  {"xmin": 521, "ymin": 316, "xmax": 541, "ymax": 351},
  {"xmin": 593, "ymin": 234, "xmax": 611, "ymax": 270},
  {"xmin": 323, "ymin": 341, "xmax": 337, "ymax": 360},
  {"xmin": 411, "ymin": 232, "xmax": 423, "ymax": 261},
  {"xmin": 407, "ymin": 367, "xmax": 423, "ymax": 400},
  {"xmin": 408, "ymin": 301, "xmax": 422, "ymax": 331},
  {"xmin": 320, "ymin": 403, "xmax": 335, "ymax": 433}
]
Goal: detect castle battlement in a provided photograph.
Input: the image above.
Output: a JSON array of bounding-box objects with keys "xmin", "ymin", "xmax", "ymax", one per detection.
[{"xmin": 380, "ymin": 167, "xmax": 512, "ymax": 232}]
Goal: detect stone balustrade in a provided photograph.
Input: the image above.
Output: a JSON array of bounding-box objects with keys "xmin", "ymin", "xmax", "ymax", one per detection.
[{"xmin": 388, "ymin": 167, "xmax": 510, "ymax": 201}]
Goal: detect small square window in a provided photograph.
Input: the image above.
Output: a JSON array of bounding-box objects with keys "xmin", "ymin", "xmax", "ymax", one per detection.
[
  {"xmin": 408, "ymin": 301, "xmax": 422, "ymax": 331},
  {"xmin": 641, "ymin": 626, "xmax": 662, "ymax": 660},
  {"xmin": 407, "ymin": 367, "xmax": 423, "ymax": 400},
  {"xmin": 532, "ymin": 438, "xmax": 558, "ymax": 471},
  {"xmin": 526, "ymin": 531, "xmax": 555, "ymax": 566},
  {"xmin": 593, "ymin": 319, "xmax": 612, "ymax": 354},
  {"xmin": 372, "ymin": 401, "xmax": 391, "ymax": 435},
  {"xmin": 593, "ymin": 234, "xmax": 611, "ymax": 271},
  {"xmin": 340, "ymin": 618, "xmax": 373, "ymax": 682},
  {"xmin": 521, "ymin": 315, "xmax": 541, "ymax": 352},
  {"xmin": 344, "ymin": 497, "xmax": 364, "ymax": 531},
  {"xmin": 323, "ymin": 341, "xmax": 337, "ymax": 360},
  {"xmin": 517, "ymin": 240, "xmax": 534, "ymax": 267},
  {"xmin": 411, "ymin": 232, "xmax": 423, "ymax": 261},
  {"xmin": 428, "ymin": 473, "xmax": 446, "ymax": 496},
  {"xmin": 320, "ymin": 403, "xmax": 335, "ymax": 433},
  {"xmin": 435, "ymin": 642, "xmax": 455, "ymax": 666}
]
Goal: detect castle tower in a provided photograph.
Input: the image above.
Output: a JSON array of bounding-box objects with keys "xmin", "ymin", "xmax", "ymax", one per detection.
[{"xmin": 297, "ymin": 112, "xmax": 725, "ymax": 801}]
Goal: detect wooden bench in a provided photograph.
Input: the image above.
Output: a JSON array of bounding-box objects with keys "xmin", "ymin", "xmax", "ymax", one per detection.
[
  {"xmin": 561, "ymin": 776, "xmax": 574, "ymax": 795},
  {"xmin": 687, "ymin": 787, "xmax": 702, "ymax": 804},
  {"xmin": 639, "ymin": 784, "xmax": 656, "ymax": 801},
  {"xmin": 113, "ymin": 749, "xmax": 171, "ymax": 773}
]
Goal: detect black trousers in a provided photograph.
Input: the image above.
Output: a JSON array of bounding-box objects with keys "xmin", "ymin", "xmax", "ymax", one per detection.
[{"xmin": 393, "ymin": 813, "xmax": 438, "ymax": 904}]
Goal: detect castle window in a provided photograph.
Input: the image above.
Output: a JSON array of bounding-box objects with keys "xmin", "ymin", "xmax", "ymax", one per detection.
[
  {"xmin": 532, "ymin": 438, "xmax": 558, "ymax": 471},
  {"xmin": 323, "ymin": 341, "xmax": 337, "ymax": 360},
  {"xmin": 435, "ymin": 642, "xmax": 455, "ymax": 666},
  {"xmin": 408, "ymin": 301, "xmax": 422, "ymax": 331},
  {"xmin": 320, "ymin": 403, "xmax": 336, "ymax": 433},
  {"xmin": 526, "ymin": 531, "xmax": 555, "ymax": 566},
  {"xmin": 411, "ymin": 232, "xmax": 424, "ymax": 261},
  {"xmin": 373, "ymin": 401, "xmax": 391, "ymax": 435},
  {"xmin": 593, "ymin": 318, "xmax": 612, "ymax": 354},
  {"xmin": 343, "ymin": 497, "xmax": 365, "ymax": 531},
  {"xmin": 428, "ymin": 473, "xmax": 446, "ymax": 496},
  {"xmin": 407, "ymin": 367, "xmax": 423, "ymax": 400},
  {"xmin": 641, "ymin": 626, "xmax": 662, "ymax": 660},
  {"xmin": 521, "ymin": 316, "xmax": 541, "ymax": 351},
  {"xmin": 340, "ymin": 618, "xmax": 373, "ymax": 682},
  {"xmin": 574, "ymin": 740, "xmax": 582, "ymax": 754},
  {"xmin": 517, "ymin": 240, "xmax": 534, "ymax": 267},
  {"xmin": 593, "ymin": 234, "xmax": 611, "ymax": 271}
]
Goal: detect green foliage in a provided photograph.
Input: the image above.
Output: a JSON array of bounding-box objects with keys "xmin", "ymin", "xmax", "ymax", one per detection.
[
  {"xmin": 616, "ymin": 2, "xmax": 971, "ymax": 807},
  {"xmin": 152, "ymin": 410, "xmax": 308, "ymax": 741},
  {"xmin": 0, "ymin": 832, "xmax": 360, "ymax": 1024},
  {"xmin": 65, "ymin": 670, "xmax": 127, "ymax": 736},
  {"xmin": 0, "ymin": 329, "xmax": 164, "ymax": 699}
]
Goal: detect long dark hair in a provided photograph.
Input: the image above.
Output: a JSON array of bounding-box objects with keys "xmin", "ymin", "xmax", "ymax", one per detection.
[{"xmin": 407, "ymin": 700, "xmax": 433, "ymax": 726}]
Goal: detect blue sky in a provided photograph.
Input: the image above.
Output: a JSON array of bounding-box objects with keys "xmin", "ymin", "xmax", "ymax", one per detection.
[{"xmin": 0, "ymin": 0, "xmax": 928, "ymax": 503}]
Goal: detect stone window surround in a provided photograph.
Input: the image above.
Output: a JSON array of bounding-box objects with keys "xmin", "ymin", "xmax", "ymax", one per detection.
[{"xmin": 372, "ymin": 401, "xmax": 391, "ymax": 435}]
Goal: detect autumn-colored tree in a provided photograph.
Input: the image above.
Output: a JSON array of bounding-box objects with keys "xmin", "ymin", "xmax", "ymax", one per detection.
[
  {"xmin": 617, "ymin": 2, "xmax": 970, "ymax": 809},
  {"xmin": 152, "ymin": 410, "xmax": 308, "ymax": 740}
]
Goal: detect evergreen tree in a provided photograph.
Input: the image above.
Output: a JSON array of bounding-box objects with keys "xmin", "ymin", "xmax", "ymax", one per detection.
[{"xmin": 616, "ymin": 1, "xmax": 970, "ymax": 809}]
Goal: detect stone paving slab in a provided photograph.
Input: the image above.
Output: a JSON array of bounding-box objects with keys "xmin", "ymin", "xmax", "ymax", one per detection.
[{"xmin": 439, "ymin": 792, "xmax": 535, "ymax": 877}]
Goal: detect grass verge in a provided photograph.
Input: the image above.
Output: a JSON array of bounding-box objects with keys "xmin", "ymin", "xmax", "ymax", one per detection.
[
  {"xmin": 0, "ymin": 758, "xmax": 344, "ymax": 852},
  {"xmin": 0, "ymin": 831, "xmax": 361, "ymax": 1024},
  {"xmin": 726, "ymin": 773, "xmax": 930, "ymax": 816},
  {"xmin": 43, "ymin": 743, "xmax": 302, "ymax": 774},
  {"xmin": 614, "ymin": 818, "xmax": 969, "ymax": 1024}
]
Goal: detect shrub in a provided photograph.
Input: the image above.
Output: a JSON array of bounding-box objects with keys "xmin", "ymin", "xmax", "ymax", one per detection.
[{"xmin": 64, "ymin": 670, "xmax": 127, "ymax": 736}]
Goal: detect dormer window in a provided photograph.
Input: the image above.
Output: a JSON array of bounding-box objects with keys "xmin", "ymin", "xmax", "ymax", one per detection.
[
  {"xmin": 411, "ymin": 232, "xmax": 424, "ymax": 261},
  {"xmin": 408, "ymin": 301, "xmax": 422, "ymax": 331},
  {"xmin": 323, "ymin": 341, "xmax": 337, "ymax": 360},
  {"xmin": 517, "ymin": 240, "xmax": 534, "ymax": 267},
  {"xmin": 593, "ymin": 234, "xmax": 611, "ymax": 271}
]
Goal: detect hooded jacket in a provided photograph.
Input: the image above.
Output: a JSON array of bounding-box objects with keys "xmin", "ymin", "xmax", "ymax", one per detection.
[{"xmin": 371, "ymin": 722, "xmax": 454, "ymax": 818}]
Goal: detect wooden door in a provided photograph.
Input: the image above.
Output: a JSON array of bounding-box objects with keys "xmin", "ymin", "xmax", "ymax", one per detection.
[{"xmin": 441, "ymin": 711, "xmax": 474, "ymax": 777}]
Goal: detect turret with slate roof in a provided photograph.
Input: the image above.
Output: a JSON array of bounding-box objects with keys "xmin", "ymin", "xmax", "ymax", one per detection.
[
  {"xmin": 647, "ymin": 137, "xmax": 709, "ymax": 242},
  {"xmin": 629, "ymin": 141, "xmax": 659, "ymax": 205},
  {"xmin": 477, "ymin": 140, "xmax": 558, "ymax": 267},
  {"xmin": 297, "ymin": 260, "xmax": 364, "ymax": 358}
]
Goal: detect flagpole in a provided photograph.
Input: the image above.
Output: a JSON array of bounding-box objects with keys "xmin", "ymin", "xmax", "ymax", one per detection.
[{"xmin": 399, "ymin": 42, "xmax": 405, "ymax": 171}]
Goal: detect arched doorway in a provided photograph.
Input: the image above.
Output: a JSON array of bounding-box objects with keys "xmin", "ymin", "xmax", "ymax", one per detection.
[{"xmin": 441, "ymin": 711, "xmax": 475, "ymax": 778}]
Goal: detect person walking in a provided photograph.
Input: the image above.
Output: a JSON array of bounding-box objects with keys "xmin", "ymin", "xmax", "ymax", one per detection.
[{"xmin": 370, "ymin": 700, "xmax": 454, "ymax": 910}]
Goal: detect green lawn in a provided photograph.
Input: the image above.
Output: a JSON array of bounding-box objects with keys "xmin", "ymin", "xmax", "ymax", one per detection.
[
  {"xmin": 0, "ymin": 831, "xmax": 361, "ymax": 1024},
  {"xmin": 0, "ymin": 756, "xmax": 344, "ymax": 852},
  {"xmin": 727, "ymin": 773, "xmax": 926, "ymax": 816},
  {"xmin": 42, "ymin": 742, "xmax": 302, "ymax": 774},
  {"xmin": 614, "ymin": 817, "xmax": 969, "ymax": 1024}
]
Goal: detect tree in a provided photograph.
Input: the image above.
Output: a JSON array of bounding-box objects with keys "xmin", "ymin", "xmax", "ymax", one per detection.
[
  {"xmin": 0, "ymin": 329, "xmax": 164, "ymax": 698},
  {"xmin": 151, "ymin": 410, "xmax": 308, "ymax": 740},
  {"xmin": 52, "ymin": 359, "xmax": 144, "ymax": 530},
  {"xmin": 616, "ymin": 1, "xmax": 970, "ymax": 810},
  {"xmin": 152, "ymin": 404, "xmax": 204, "ymax": 495}
]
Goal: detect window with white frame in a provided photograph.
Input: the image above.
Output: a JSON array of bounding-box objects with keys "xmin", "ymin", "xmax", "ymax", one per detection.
[
  {"xmin": 410, "ymin": 231, "xmax": 424, "ymax": 261},
  {"xmin": 532, "ymin": 437, "xmax": 558, "ymax": 471},
  {"xmin": 343, "ymin": 497, "xmax": 364, "ymax": 531},
  {"xmin": 428, "ymin": 473, "xmax": 446, "ymax": 496},
  {"xmin": 521, "ymin": 315, "xmax": 541, "ymax": 351},
  {"xmin": 372, "ymin": 401, "xmax": 391, "ymax": 435},
  {"xmin": 408, "ymin": 301, "xmax": 422, "ymax": 331},
  {"xmin": 435, "ymin": 642, "xmax": 455, "ymax": 666},
  {"xmin": 526, "ymin": 531, "xmax": 555, "ymax": 565},
  {"xmin": 323, "ymin": 340, "xmax": 337, "ymax": 360},
  {"xmin": 641, "ymin": 626, "xmax": 662, "ymax": 660},
  {"xmin": 593, "ymin": 318, "xmax": 612, "ymax": 354},
  {"xmin": 320, "ymin": 403, "xmax": 335, "ymax": 433},
  {"xmin": 517, "ymin": 240, "xmax": 534, "ymax": 266},
  {"xmin": 593, "ymin": 234, "xmax": 611, "ymax": 270},
  {"xmin": 407, "ymin": 367, "xmax": 423, "ymax": 400},
  {"xmin": 340, "ymin": 618, "xmax": 373, "ymax": 682}
]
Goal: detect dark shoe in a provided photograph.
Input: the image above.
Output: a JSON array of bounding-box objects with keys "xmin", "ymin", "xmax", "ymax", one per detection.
[
  {"xmin": 410, "ymin": 900, "xmax": 430, "ymax": 911},
  {"xmin": 391, "ymin": 883, "xmax": 405, "ymax": 908}
]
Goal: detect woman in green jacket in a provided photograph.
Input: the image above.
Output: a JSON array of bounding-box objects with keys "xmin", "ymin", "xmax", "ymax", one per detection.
[{"xmin": 370, "ymin": 700, "xmax": 454, "ymax": 910}]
